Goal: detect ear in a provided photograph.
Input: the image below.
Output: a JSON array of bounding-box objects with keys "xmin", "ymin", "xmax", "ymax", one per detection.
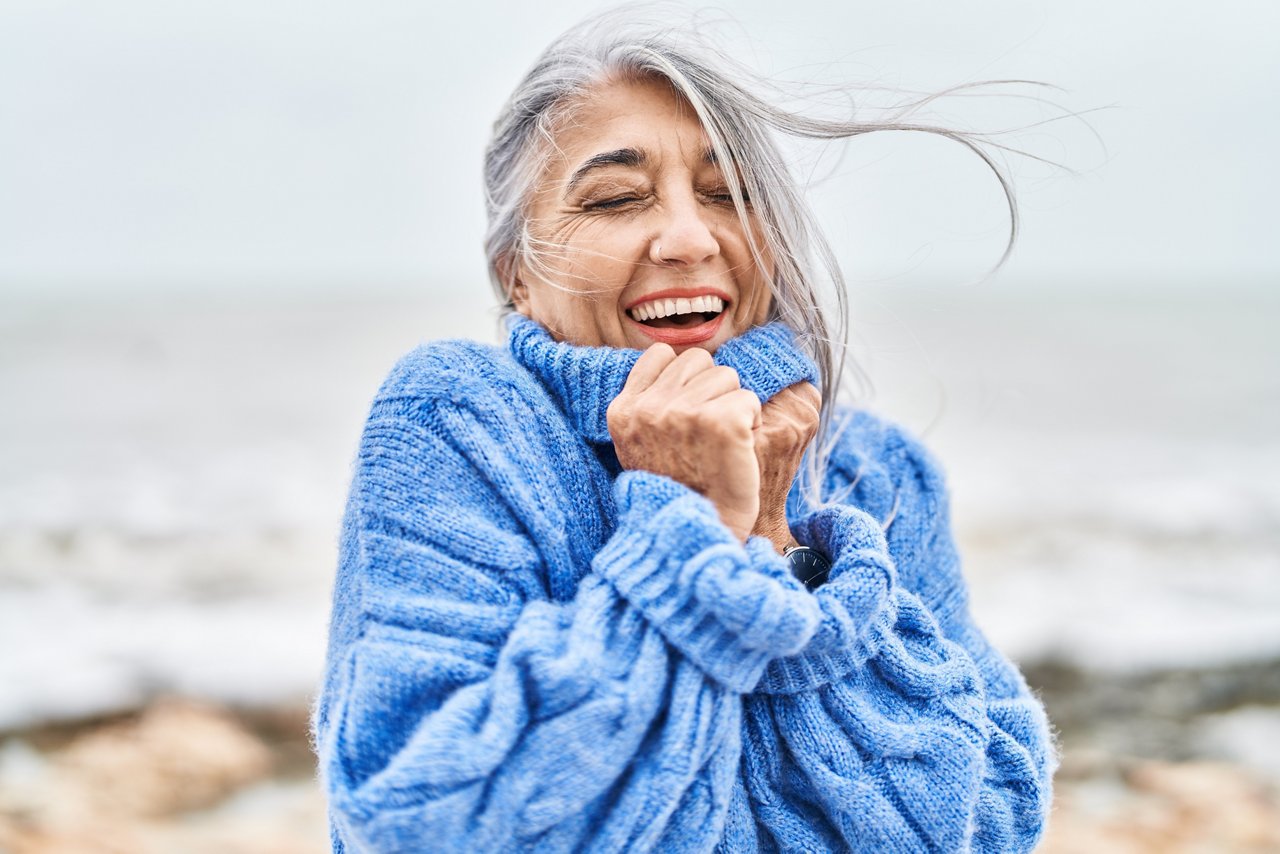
[{"xmin": 496, "ymin": 255, "xmax": 531, "ymax": 316}]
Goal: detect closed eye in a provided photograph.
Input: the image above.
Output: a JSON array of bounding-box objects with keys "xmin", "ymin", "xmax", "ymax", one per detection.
[
  {"xmin": 704, "ymin": 189, "xmax": 749, "ymax": 206},
  {"xmin": 583, "ymin": 195, "xmax": 644, "ymax": 211}
]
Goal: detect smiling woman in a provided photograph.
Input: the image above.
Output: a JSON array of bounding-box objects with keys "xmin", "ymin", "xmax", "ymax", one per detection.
[
  {"xmin": 312, "ymin": 8, "xmax": 1056, "ymax": 853},
  {"xmin": 511, "ymin": 77, "xmax": 772, "ymax": 352}
]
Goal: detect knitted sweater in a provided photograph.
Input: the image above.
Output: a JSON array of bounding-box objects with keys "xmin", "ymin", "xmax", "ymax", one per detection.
[{"xmin": 313, "ymin": 315, "xmax": 1056, "ymax": 853}]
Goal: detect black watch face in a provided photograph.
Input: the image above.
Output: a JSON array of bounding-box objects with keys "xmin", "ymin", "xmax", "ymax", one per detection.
[{"xmin": 788, "ymin": 547, "xmax": 831, "ymax": 590}]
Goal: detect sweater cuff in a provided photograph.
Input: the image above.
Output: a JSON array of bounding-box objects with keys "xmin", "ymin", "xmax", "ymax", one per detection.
[
  {"xmin": 796, "ymin": 505, "xmax": 895, "ymax": 608},
  {"xmin": 593, "ymin": 471, "xmax": 821, "ymax": 692},
  {"xmin": 755, "ymin": 505, "xmax": 900, "ymax": 694}
]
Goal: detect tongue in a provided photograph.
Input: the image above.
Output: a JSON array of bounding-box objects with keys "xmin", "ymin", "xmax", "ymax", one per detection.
[{"xmin": 646, "ymin": 312, "xmax": 712, "ymax": 329}]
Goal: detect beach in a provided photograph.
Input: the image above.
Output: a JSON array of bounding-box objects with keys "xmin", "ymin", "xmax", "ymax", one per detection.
[{"xmin": 2, "ymin": 285, "xmax": 1277, "ymax": 850}]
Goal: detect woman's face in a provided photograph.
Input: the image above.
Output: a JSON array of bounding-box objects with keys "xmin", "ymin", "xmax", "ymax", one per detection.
[{"xmin": 512, "ymin": 76, "xmax": 773, "ymax": 352}]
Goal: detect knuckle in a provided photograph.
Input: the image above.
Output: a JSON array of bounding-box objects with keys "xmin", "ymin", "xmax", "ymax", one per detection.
[
  {"xmin": 734, "ymin": 391, "xmax": 762, "ymax": 420},
  {"xmin": 679, "ymin": 347, "xmax": 714, "ymax": 368},
  {"xmin": 713, "ymin": 365, "xmax": 741, "ymax": 386},
  {"xmin": 639, "ymin": 401, "xmax": 666, "ymax": 425},
  {"xmin": 691, "ymin": 409, "xmax": 717, "ymax": 431}
]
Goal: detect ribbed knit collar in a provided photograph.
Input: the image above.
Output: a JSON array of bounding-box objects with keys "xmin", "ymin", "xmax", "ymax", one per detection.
[{"xmin": 506, "ymin": 314, "xmax": 818, "ymax": 445}]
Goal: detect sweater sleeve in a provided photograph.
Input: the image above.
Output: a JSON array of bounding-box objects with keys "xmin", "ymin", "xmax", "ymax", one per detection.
[
  {"xmin": 881, "ymin": 429, "xmax": 1058, "ymax": 850},
  {"xmin": 735, "ymin": 420, "xmax": 1055, "ymax": 853},
  {"xmin": 313, "ymin": 383, "xmax": 822, "ymax": 853}
]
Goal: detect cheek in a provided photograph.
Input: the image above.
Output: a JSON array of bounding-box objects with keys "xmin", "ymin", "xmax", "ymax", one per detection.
[
  {"xmin": 732, "ymin": 251, "xmax": 774, "ymax": 323},
  {"xmin": 752, "ymin": 285, "xmax": 774, "ymax": 324},
  {"xmin": 541, "ymin": 219, "xmax": 638, "ymax": 289},
  {"xmin": 722, "ymin": 220, "xmax": 773, "ymax": 306},
  {"xmin": 524, "ymin": 284, "xmax": 615, "ymax": 346}
]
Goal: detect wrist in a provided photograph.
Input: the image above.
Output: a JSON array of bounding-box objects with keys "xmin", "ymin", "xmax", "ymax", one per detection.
[
  {"xmin": 718, "ymin": 507, "xmax": 758, "ymax": 544},
  {"xmin": 752, "ymin": 514, "xmax": 795, "ymax": 555},
  {"xmin": 782, "ymin": 542, "xmax": 833, "ymax": 591}
]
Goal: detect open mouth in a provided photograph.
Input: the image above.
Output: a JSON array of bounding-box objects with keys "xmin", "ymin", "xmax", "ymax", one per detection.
[
  {"xmin": 624, "ymin": 292, "xmax": 729, "ymax": 346},
  {"xmin": 626, "ymin": 294, "xmax": 726, "ymax": 328}
]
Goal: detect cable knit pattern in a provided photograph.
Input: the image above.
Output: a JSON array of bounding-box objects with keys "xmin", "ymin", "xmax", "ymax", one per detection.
[{"xmin": 313, "ymin": 315, "xmax": 1056, "ymax": 852}]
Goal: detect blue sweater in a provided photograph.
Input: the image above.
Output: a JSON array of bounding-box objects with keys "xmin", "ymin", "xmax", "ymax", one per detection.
[{"xmin": 313, "ymin": 316, "xmax": 1055, "ymax": 853}]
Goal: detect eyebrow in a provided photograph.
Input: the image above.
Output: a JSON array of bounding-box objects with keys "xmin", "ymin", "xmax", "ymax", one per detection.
[
  {"xmin": 565, "ymin": 148, "xmax": 647, "ymax": 193},
  {"xmin": 563, "ymin": 147, "xmax": 724, "ymax": 193}
]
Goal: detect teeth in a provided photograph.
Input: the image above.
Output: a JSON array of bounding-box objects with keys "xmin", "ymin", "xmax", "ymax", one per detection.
[{"xmin": 628, "ymin": 294, "xmax": 726, "ymax": 321}]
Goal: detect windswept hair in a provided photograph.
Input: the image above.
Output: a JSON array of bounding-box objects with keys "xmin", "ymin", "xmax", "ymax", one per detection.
[{"xmin": 482, "ymin": 6, "xmax": 1026, "ymax": 504}]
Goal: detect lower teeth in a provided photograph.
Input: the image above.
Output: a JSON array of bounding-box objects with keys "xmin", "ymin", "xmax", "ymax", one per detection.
[{"xmin": 643, "ymin": 311, "xmax": 718, "ymax": 326}]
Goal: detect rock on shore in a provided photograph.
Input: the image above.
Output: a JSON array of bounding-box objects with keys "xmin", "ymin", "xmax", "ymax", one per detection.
[
  {"xmin": 0, "ymin": 699, "xmax": 324, "ymax": 854},
  {"xmin": 1, "ymin": 697, "xmax": 1278, "ymax": 853}
]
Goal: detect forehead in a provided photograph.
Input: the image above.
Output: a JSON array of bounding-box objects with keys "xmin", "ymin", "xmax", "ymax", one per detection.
[{"xmin": 549, "ymin": 77, "xmax": 712, "ymax": 165}]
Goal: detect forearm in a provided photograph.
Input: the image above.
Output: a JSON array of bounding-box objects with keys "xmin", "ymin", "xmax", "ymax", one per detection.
[
  {"xmin": 742, "ymin": 505, "xmax": 1053, "ymax": 852},
  {"xmin": 593, "ymin": 470, "xmax": 822, "ymax": 692},
  {"xmin": 320, "ymin": 469, "xmax": 825, "ymax": 851}
]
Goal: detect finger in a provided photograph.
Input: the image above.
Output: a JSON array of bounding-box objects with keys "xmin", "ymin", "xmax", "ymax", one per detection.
[
  {"xmin": 622, "ymin": 343, "xmax": 678, "ymax": 394},
  {"xmin": 790, "ymin": 384, "xmax": 823, "ymax": 425},
  {"xmin": 794, "ymin": 381, "xmax": 822, "ymax": 412},
  {"xmin": 763, "ymin": 381, "xmax": 822, "ymax": 419},
  {"xmin": 709, "ymin": 387, "xmax": 762, "ymax": 433},
  {"xmin": 647, "ymin": 346, "xmax": 716, "ymax": 393},
  {"xmin": 743, "ymin": 389, "xmax": 764, "ymax": 430},
  {"xmin": 773, "ymin": 381, "xmax": 821, "ymax": 406},
  {"xmin": 674, "ymin": 364, "xmax": 741, "ymax": 405}
]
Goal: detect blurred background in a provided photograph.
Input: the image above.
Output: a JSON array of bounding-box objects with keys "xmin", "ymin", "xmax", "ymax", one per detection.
[{"xmin": 1, "ymin": 0, "xmax": 1277, "ymax": 851}]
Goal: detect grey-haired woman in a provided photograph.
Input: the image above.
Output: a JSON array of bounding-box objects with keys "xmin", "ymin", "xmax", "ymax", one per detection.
[{"xmin": 313, "ymin": 11, "xmax": 1055, "ymax": 852}]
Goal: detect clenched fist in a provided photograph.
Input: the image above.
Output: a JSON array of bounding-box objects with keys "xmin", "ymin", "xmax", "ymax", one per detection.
[
  {"xmin": 751, "ymin": 382, "xmax": 821, "ymax": 552},
  {"xmin": 607, "ymin": 344, "xmax": 762, "ymax": 542}
]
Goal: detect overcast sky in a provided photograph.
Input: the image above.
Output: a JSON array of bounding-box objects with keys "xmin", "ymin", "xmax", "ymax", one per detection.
[{"xmin": 1, "ymin": 0, "xmax": 1276, "ymax": 296}]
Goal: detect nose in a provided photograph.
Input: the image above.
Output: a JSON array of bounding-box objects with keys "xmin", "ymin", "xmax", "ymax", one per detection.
[{"xmin": 649, "ymin": 197, "xmax": 720, "ymax": 267}]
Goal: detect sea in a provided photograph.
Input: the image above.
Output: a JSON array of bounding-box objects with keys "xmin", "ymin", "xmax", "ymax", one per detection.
[{"xmin": 2, "ymin": 283, "xmax": 1278, "ymax": 774}]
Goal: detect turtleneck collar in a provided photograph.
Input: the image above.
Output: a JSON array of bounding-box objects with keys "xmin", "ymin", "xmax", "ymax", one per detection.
[{"xmin": 506, "ymin": 314, "xmax": 819, "ymax": 445}]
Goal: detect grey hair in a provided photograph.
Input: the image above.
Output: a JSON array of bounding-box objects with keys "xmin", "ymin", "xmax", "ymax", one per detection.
[{"xmin": 483, "ymin": 7, "xmax": 1027, "ymax": 504}]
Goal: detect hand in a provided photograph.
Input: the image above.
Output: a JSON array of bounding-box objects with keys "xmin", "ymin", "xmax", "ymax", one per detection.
[
  {"xmin": 751, "ymin": 382, "xmax": 821, "ymax": 553},
  {"xmin": 607, "ymin": 344, "xmax": 762, "ymax": 541}
]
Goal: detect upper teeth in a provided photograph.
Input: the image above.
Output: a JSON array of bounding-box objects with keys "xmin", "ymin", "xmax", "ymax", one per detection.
[{"xmin": 628, "ymin": 295, "xmax": 726, "ymax": 321}]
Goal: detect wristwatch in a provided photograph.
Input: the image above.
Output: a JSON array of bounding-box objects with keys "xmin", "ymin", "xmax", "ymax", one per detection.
[{"xmin": 784, "ymin": 544, "xmax": 832, "ymax": 591}]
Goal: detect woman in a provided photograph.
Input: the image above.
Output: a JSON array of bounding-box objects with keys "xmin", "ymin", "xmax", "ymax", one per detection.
[{"xmin": 313, "ymin": 12, "xmax": 1055, "ymax": 853}]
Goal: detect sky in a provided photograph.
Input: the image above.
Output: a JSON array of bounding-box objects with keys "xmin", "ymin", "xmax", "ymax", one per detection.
[{"xmin": 1, "ymin": 0, "xmax": 1277, "ymax": 296}]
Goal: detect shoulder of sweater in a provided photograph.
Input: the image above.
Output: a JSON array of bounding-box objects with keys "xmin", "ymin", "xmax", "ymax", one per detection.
[
  {"xmin": 829, "ymin": 407, "xmax": 943, "ymax": 472},
  {"xmin": 823, "ymin": 406, "xmax": 950, "ymax": 519},
  {"xmin": 372, "ymin": 338, "xmax": 536, "ymax": 406},
  {"xmin": 356, "ymin": 339, "xmax": 561, "ymax": 450}
]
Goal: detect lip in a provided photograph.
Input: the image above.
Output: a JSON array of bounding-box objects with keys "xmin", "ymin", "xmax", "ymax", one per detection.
[
  {"xmin": 623, "ymin": 286, "xmax": 732, "ymax": 347},
  {"xmin": 623, "ymin": 287, "xmax": 732, "ymax": 312},
  {"xmin": 627, "ymin": 310, "xmax": 727, "ymax": 346}
]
